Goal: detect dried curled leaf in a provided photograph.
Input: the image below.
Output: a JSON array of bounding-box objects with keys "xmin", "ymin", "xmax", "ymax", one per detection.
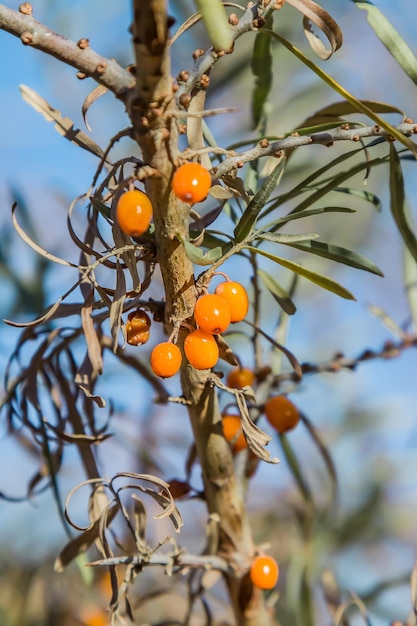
[
  {"xmin": 82, "ymin": 84, "xmax": 108, "ymax": 132},
  {"xmin": 55, "ymin": 502, "xmax": 119, "ymax": 572},
  {"xmin": 20, "ymin": 85, "xmax": 105, "ymax": 159},
  {"xmin": 285, "ymin": 0, "xmax": 343, "ymax": 60},
  {"xmin": 235, "ymin": 392, "xmax": 279, "ymax": 464}
]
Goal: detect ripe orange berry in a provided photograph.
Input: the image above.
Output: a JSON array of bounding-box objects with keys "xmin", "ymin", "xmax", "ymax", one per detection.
[
  {"xmin": 171, "ymin": 162, "xmax": 212, "ymax": 203},
  {"xmin": 226, "ymin": 367, "xmax": 255, "ymax": 389},
  {"xmin": 194, "ymin": 294, "xmax": 231, "ymax": 335},
  {"xmin": 214, "ymin": 281, "xmax": 249, "ymax": 323},
  {"xmin": 184, "ymin": 329, "xmax": 219, "ymax": 369},
  {"xmin": 125, "ymin": 309, "xmax": 151, "ymax": 346},
  {"xmin": 264, "ymin": 395, "xmax": 300, "ymax": 433},
  {"xmin": 150, "ymin": 342, "xmax": 182, "ymax": 378},
  {"xmin": 250, "ymin": 555, "xmax": 279, "ymax": 590},
  {"xmin": 116, "ymin": 189, "xmax": 153, "ymax": 237},
  {"xmin": 222, "ymin": 414, "xmax": 247, "ymax": 452}
]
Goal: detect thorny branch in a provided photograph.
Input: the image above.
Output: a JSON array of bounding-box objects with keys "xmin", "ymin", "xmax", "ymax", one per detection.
[
  {"xmin": 272, "ymin": 334, "xmax": 417, "ymax": 386},
  {"xmin": 0, "ymin": 2, "xmax": 134, "ymax": 98},
  {"xmin": 89, "ymin": 551, "xmax": 233, "ymax": 574},
  {"xmin": 211, "ymin": 121, "xmax": 417, "ymax": 178}
]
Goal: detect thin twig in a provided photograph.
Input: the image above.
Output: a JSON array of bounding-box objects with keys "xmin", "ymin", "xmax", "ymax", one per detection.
[{"xmin": 273, "ymin": 335, "xmax": 417, "ymax": 386}]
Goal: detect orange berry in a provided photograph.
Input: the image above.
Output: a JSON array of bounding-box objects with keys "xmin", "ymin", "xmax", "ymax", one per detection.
[
  {"xmin": 264, "ymin": 395, "xmax": 300, "ymax": 433},
  {"xmin": 184, "ymin": 329, "xmax": 219, "ymax": 369},
  {"xmin": 171, "ymin": 162, "xmax": 211, "ymax": 203},
  {"xmin": 222, "ymin": 414, "xmax": 247, "ymax": 452},
  {"xmin": 214, "ymin": 281, "xmax": 249, "ymax": 323},
  {"xmin": 194, "ymin": 294, "xmax": 231, "ymax": 335},
  {"xmin": 125, "ymin": 309, "xmax": 151, "ymax": 346},
  {"xmin": 150, "ymin": 342, "xmax": 182, "ymax": 378},
  {"xmin": 226, "ymin": 367, "xmax": 255, "ymax": 389},
  {"xmin": 116, "ymin": 189, "xmax": 153, "ymax": 237},
  {"xmin": 250, "ymin": 555, "xmax": 279, "ymax": 590},
  {"xmin": 80, "ymin": 607, "xmax": 108, "ymax": 626}
]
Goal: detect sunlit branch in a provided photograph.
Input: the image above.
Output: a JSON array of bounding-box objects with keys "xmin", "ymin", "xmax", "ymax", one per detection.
[
  {"xmin": 0, "ymin": 3, "xmax": 134, "ymax": 98},
  {"xmin": 211, "ymin": 121, "xmax": 417, "ymax": 178}
]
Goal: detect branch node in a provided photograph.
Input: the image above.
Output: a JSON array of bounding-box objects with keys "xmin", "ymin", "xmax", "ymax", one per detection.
[
  {"xmin": 177, "ymin": 70, "xmax": 190, "ymax": 83},
  {"xmin": 199, "ymin": 74, "xmax": 210, "ymax": 89},
  {"xmin": 179, "ymin": 94, "xmax": 192, "ymax": 110},
  {"xmin": 19, "ymin": 2, "xmax": 32, "ymax": 15},
  {"xmin": 76, "ymin": 71, "xmax": 88, "ymax": 80},
  {"xmin": 77, "ymin": 38, "xmax": 90, "ymax": 49},
  {"xmin": 95, "ymin": 61, "xmax": 108, "ymax": 75},
  {"xmin": 20, "ymin": 31, "xmax": 33, "ymax": 45},
  {"xmin": 192, "ymin": 48, "xmax": 205, "ymax": 60}
]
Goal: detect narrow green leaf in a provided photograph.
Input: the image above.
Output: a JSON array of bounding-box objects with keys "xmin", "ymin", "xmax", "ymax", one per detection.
[
  {"xmin": 264, "ymin": 30, "xmax": 417, "ymax": 157},
  {"xmin": 289, "ymin": 155, "xmax": 388, "ymax": 217},
  {"xmin": 279, "ymin": 433, "xmax": 313, "ymax": 504},
  {"xmin": 194, "ymin": 0, "xmax": 233, "ymax": 51},
  {"xmin": 258, "ymin": 269, "xmax": 297, "ymax": 315},
  {"xmin": 353, "ymin": 1, "xmax": 417, "ymax": 86},
  {"xmin": 90, "ymin": 197, "xmax": 111, "ymax": 219},
  {"xmin": 282, "ymin": 239, "xmax": 384, "ymax": 276},
  {"xmin": 260, "ymin": 207, "xmax": 356, "ymax": 235},
  {"xmin": 299, "ymin": 99, "xmax": 404, "ymax": 128},
  {"xmin": 256, "ymin": 232, "xmax": 319, "ymax": 244},
  {"xmin": 234, "ymin": 160, "xmax": 286, "ymax": 242},
  {"xmin": 247, "ymin": 246, "xmax": 356, "ymax": 300},
  {"xmin": 332, "ymin": 187, "xmax": 382, "ymax": 211},
  {"xmin": 389, "ymin": 144, "xmax": 417, "ymax": 264},
  {"xmin": 261, "ymin": 147, "xmax": 366, "ymax": 218},
  {"xmin": 251, "ymin": 15, "xmax": 273, "ymax": 128},
  {"xmin": 177, "ymin": 234, "xmax": 223, "ymax": 266}
]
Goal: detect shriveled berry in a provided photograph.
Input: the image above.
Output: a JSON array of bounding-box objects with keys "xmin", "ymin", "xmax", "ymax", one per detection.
[{"xmin": 125, "ymin": 309, "xmax": 151, "ymax": 346}]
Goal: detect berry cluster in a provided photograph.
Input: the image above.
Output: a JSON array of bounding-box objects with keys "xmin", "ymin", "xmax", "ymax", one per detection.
[{"xmin": 150, "ymin": 279, "xmax": 249, "ymax": 378}]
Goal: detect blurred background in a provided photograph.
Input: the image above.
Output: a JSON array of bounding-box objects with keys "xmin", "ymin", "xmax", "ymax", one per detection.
[{"xmin": 1, "ymin": 1, "xmax": 417, "ymax": 624}]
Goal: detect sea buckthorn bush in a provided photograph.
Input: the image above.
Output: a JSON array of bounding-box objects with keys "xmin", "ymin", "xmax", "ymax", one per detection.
[{"xmin": 2, "ymin": 2, "xmax": 416, "ymax": 626}]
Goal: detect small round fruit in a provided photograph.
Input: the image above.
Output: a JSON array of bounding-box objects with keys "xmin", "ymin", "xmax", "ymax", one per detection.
[
  {"xmin": 126, "ymin": 309, "xmax": 151, "ymax": 346},
  {"xmin": 150, "ymin": 342, "xmax": 182, "ymax": 378},
  {"xmin": 214, "ymin": 281, "xmax": 249, "ymax": 323},
  {"xmin": 194, "ymin": 294, "xmax": 231, "ymax": 335},
  {"xmin": 226, "ymin": 367, "xmax": 255, "ymax": 389},
  {"xmin": 116, "ymin": 189, "xmax": 153, "ymax": 237},
  {"xmin": 184, "ymin": 329, "xmax": 219, "ymax": 370},
  {"xmin": 222, "ymin": 414, "xmax": 247, "ymax": 452},
  {"xmin": 171, "ymin": 162, "xmax": 211, "ymax": 204},
  {"xmin": 250, "ymin": 555, "xmax": 279, "ymax": 590},
  {"xmin": 264, "ymin": 395, "xmax": 300, "ymax": 433}
]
